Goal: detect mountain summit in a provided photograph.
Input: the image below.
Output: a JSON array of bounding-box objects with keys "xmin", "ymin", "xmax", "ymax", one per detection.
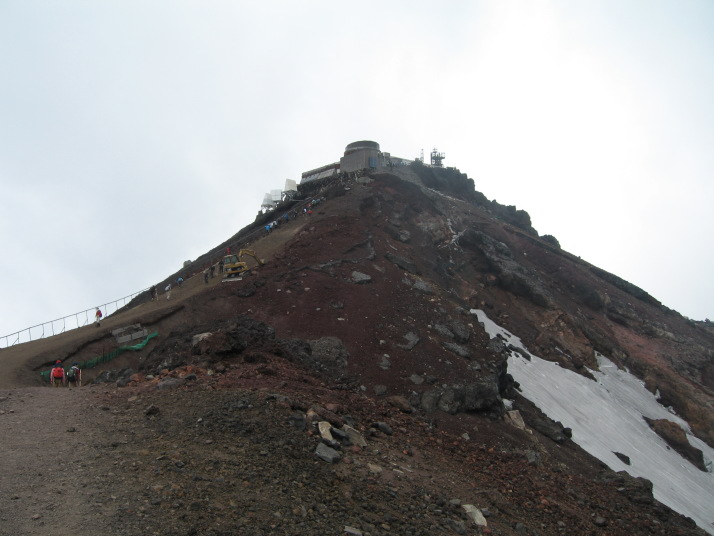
[{"xmin": 3, "ymin": 150, "xmax": 713, "ymax": 535}]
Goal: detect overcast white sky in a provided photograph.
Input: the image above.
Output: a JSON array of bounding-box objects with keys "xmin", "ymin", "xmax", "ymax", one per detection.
[{"xmin": 1, "ymin": 1, "xmax": 713, "ymax": 342}]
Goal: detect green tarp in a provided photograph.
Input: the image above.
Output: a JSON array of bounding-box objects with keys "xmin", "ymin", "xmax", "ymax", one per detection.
[{"xmin": 40, "ymin": 331, "xmax": 158, "ymax": 381}]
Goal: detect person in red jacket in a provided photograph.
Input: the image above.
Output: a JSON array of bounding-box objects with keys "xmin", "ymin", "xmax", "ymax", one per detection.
[{"xmin": 50, "ymin": 361, "xmax": 65, "ymax": 387}]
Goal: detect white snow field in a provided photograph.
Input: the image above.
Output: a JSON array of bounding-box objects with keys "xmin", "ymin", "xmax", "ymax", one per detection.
[{"xmin": 471, "ymin": 309, "xmax": 714, "ymax": 534}]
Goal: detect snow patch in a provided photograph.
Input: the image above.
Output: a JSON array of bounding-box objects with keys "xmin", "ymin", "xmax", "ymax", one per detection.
[{"xmin": 471, "ymin": 309, "xmax": 714, "ymax": 534}]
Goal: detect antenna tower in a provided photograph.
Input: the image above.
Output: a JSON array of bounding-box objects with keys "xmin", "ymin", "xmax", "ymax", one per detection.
[{"xmin": 430, "ymin": 148, "xmax": 445, "ymax": 167}]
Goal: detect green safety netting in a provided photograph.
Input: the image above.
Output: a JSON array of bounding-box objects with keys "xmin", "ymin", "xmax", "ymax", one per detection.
[{"xmin": 40, "ymin": 331, "xmax": 158, "ymax": 381}]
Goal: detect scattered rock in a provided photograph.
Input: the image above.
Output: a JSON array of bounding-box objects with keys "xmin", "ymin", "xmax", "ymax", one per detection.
[
  {"xmin": 593, "ymin": 515, "xmax": 608, "ymax": 527},
  {"xmin": 397, "ymin": 332, "xmax": 420, "ymax": 350},
  {"xmin": 412, "ymin": 279, "xmax": 434, "ymax": 294},
  {"xmin": 145, "ymin": 404, "xmax": 161, "ymax": 416},
  {"xmin": 384, "ymin": 252, "xmax": 419, "ymax": 274},
  {"xmin": 287, "ymin": 412, "xmax": 306, "ymax": 431},
  {"xmin": 157, "ymin": 378, "xmax": 185, "ymax": 390},
  {"xmin": 367, "ymin": 463, "xmax": 383, "ymax": 474},
  {"xmin": 318, "ymin": 421, "xmax": 334, "ymax": 441},
  {"xmin": 525, "ymin": 450, "xmax": 540, "ymax": 465},
  {"xmin": 449, "ymin": 321, "xmax": 470, "ymax": 343},
  {"xmin": 315, "ymin": 443, "xmax": 341, "ymax": 463},
  {"xmin": 409, "ymin": 374, "xmax": 424, "ymax": 385},
  {"xmin": 504, "ymin": 410, "xmax": 526, "ymax": 430},
  {"xmin": 379, "ymin": 355, "xmax": 391, "ymax": 370},
  {"xmin": 462, "ymin": 504, "xmax": 488, "ymax": 527},
  {"xmin": 371, "ymin": 422, "xmax": 393, "ymax": 436},
  {"xmin": 433, "ymin": 324, "xmax": 455, "ymax": 339},
  {"xmin": 342, "ymin": 425, "xmax": 367, "ymax": 447},
  {"xmin": 529, "ymin": 415, "xmax": 572, "ymax": 443},
  {"xmin": 351, "ymin": 271, "xmax": 372, "ymax": 284},
  {"xmin": 613, "ymin": 451, "xmax": 631, "ymax": 465},
  {"xmin": 442, "ymin": 342, "xmax": 471, "ymax": 359},
  {"xmin": 386, "ymin": 395, "xmax": 413, "ymax": 413}
]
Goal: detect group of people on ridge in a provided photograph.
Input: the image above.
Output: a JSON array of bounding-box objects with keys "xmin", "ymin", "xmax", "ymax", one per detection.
[{"xmin": 49, "ymin": 361, "xmax": 82, "ymax": 387}]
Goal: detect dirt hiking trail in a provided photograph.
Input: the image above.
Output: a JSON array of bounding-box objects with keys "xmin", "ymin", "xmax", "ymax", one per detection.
[{"xmin": 0, "ymin": 386, "xmax": 116, "ymax": 536}]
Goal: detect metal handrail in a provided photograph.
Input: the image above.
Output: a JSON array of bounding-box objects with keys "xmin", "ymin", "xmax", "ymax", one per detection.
[{"xmin": 0, "ymin": 287, "xmax": 150, "ymax": 349}]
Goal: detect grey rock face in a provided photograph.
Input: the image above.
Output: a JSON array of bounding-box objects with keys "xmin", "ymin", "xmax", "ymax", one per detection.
[
  {"xmin": 459, "ymin": 229, "xmax": 552, "ymax": 308},
  {"xmin": 384, "ymin": 252, "xmax": 419, "ymax": 274},
  {"xmin": 433, "ymin": 324, "xmax": 455, "ymax": 339}
]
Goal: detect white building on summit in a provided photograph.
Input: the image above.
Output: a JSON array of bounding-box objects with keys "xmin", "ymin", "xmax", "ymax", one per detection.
[{"xmin": 300, "ymin": 140, "xmax": 414, "ymax": 184}]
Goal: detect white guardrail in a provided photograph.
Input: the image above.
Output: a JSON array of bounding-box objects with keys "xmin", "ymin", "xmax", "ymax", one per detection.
[{"xmin": 0, "ymin": 288, "xmax": 150, "ymax": 349}]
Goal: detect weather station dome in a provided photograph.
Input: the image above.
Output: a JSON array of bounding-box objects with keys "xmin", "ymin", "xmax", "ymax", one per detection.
[{"xmin": 344, "ymin": 140, "xmax": 380, "ymax": 155}]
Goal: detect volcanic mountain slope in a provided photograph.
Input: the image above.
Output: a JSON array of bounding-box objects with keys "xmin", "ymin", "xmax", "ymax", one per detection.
[{"xmin": 4, "ymin": 163, "xmax": 713, "ymax": 536}]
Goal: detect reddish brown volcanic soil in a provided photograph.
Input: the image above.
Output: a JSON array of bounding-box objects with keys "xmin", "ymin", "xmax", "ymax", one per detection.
[{"xmin": 0, "ymin": 171, "xmax": 709, "ymax": 536}]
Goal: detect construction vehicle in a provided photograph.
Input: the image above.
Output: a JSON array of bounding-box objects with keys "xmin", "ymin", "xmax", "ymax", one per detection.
[{"xmin": 222, "ymin": 249, "xmax": 266, "ymax": 280}]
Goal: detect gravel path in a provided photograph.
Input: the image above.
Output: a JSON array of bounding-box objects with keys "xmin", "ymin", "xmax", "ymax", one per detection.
[{"xmin": 0, "ymin": 386, "xmax": 115, "ymax": 536}]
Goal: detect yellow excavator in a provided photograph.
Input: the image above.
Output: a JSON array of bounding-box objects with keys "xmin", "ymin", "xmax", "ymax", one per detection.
[{"xmin": 222, "ymin": 249, "xmax": 266, "ymax": 280}]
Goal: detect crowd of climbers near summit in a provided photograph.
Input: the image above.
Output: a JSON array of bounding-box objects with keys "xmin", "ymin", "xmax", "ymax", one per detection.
[{"xmin": 265, "ymin": 197, "xmax": 324, "ymax": 234}]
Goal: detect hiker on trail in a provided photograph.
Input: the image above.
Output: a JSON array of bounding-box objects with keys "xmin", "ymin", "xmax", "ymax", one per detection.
[
  {"xmin": 165, "ymin": 283, "xmax": 172, "ymax": 300},
  {"xmin": 176, "ymin": 276, "xmax": 184, "ymax": 288},
  {"xmin": 225, "ymin": 247, "xmax": 231, "ymax": 255},
  {"xmin": 219, "ymin": 259, "xmax": 224, "ymax": 274},
  {"xmin": 203, "ymin": 268, "xmax": 209, "ymax": 284},
  {"xmin": 66, "ymin": 362, "xmax": 81, "ymax": 387},
  {"xmin": 50, "ymin": 361, "xmax": 65, "ymax": 387},
  {"xmin": 150, "ymin": 285, "xmax": 158, "ymax": 301},
  {"xmin": 95, "ymin": 308, "xmax": 102, "ymax": 326}
]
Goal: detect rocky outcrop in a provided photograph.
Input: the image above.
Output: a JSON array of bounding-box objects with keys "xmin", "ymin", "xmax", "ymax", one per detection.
[
  {"xmin": 459, "ymin": 229, "xmax": 552, "ymax": 308},
  {"xmin": 643, "ymin": 418, "xmax": 707, "ymax": 471},
  {"xmin": 590, "ymin": 266, "xmax": 661, "ymax": 308}
]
